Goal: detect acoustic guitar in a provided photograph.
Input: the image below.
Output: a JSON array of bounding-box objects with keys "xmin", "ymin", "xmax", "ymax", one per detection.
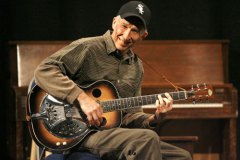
[{"xmin": 26, "ymin": 80, "xmax": 213, "ymax": 152}]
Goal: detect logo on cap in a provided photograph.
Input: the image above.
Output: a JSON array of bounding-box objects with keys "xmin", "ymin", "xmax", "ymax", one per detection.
[
  {"xmin": 136, "ymin": 4, "xmax": 144, "ymax": 14},
  {"xmin": 118, "ymin": 1, "xmax": 151, "ymax": 29}
]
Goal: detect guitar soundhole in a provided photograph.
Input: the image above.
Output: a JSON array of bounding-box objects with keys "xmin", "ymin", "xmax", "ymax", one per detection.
[{"xmin": 92, "ymin": 88, "xmax": 101, "ymax": 98}]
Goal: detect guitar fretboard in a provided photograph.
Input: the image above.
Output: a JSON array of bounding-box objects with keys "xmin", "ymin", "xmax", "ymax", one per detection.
[{"xmin": 101, "ymin": 91, "xmax": 187, "ymax": 112}]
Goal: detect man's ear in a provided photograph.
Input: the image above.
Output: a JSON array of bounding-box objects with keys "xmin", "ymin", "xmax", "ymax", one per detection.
[
  {"xmin": 141, "ymin": 31, "xmax": 148, "ymax": 40},
  {"xmin": 112, "ymin": 17, "xmax": 117, "ymax": 30}
]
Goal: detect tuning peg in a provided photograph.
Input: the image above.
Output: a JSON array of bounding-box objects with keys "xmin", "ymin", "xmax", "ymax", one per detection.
[
  {"xmin": 191, "ymin": 85, "xmax": 194, "ymax": 91},
  {"xmin": 203, "ymin": 83, "xmax": 207, "ymax": 90},
  {"xmin": 192, "ymin": 99, "xmax": 196, "ymax": 104},
  {"xmin": 196, "ymin": 84, "xmax": 200, "ymax": 91},
  {"xmin": 198, "ymin": 95, "xmax": 203, "ymax": 102}
]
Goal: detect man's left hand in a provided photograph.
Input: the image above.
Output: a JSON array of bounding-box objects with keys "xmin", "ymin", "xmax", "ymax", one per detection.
[{"xmin": 155, "ymin": 93, "xmax": 173, "ymax": 116}]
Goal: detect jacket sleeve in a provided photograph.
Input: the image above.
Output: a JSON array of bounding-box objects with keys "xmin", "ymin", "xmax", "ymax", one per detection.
[{"xmin": 34, "ymin": 40, "xmax": 88, "ymax": 104}]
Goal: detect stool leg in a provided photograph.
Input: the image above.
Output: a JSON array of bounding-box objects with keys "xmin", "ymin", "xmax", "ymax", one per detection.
[{"xmin": 30, "ymin": 140, "xmax": 37, "ymax": 160}]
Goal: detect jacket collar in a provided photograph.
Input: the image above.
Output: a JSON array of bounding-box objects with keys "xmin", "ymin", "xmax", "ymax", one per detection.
[{"xmin": 103, "ymin": 30, "xmax": 135, "ymax": 64}]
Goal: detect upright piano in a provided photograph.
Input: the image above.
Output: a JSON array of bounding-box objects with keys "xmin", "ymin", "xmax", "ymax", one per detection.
[
  {"xmin": 134, "ymin": 40, "xmax": 238, "ymax": 160},
  {"xmin": 7, "ymin": 40, "xmax": 238, "ymax": 160}
]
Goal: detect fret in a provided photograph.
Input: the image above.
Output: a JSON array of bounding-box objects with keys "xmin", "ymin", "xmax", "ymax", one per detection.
[
  {"xmin": 102, "ymin": 90, "xmax": 189, "ymax": 113},
  {"xmin": 106, "ymin": 101, "xmax": 110, "ymax": 111},
  {"xmin": 179, "ymin": 91, "xmax": 186, "ymax": 100},
  {"xmin": 117, "ymin": 99, "xmax": 121, "ymax": 110},
  {"xmin": 121, "ymin": 99, "xmax": 124, "ymax": 109},
  {"xmin": 131, "ymin": 98, "xmax": 135, "ymax": 108},
  {"xmin": 145, "ymin": 95, "xmax": 149, "ymax": 104},
  {"xmin": 103, "ymin": 101, "xmax": 107, "ymax": 112},
  {"xmin": 138, "ymin": 97, "xmax": 143, "ymax": 106},
  {"xmin": 108, "ymin": 104, "xmax": 111, "ymax": 112},
  {"xmin": 145, "ymin": 96, "xmax": 149, "ymax": 105},
  {"xmin": 127, "ymin": 98, "xmax": 132, "ymax": 108},
  {"xmin": 109, "ymin": 100, "xmax": 112, "ymax": 111},
  {"xmin": 151, "ymin": 95, "xmax": 156, "ymax": 103},
  {"xmin": 132, "ymin": 97, "xmax": 138, "ymax": 106},
  {"xmin": 121, "ymin": 99, "xmax": 125, "ymax": 109},
  {"xmin": 114, "ymin": 99, "xmax": 118, "ymax": 111},
  {"xmin": 142, "ymin": 96, "xmax": 146, "ymax": 106},
  {"xmin": 102, "ymin": 101, "xmax": 109, "ymax": 112},
  {"xmin": 148, "ymin": 95, "xmax": 153, "ymax": 104},
  {"xmin": 120, "ymin": 99, "xmax": 124, "ymax": 109},
  {"xmin": 143, "ymin": 96, "xmax": 147, "ymax": 105},
  {"xmin": 171, "ymin": 92, "xmax": 179, "ymax": 101},
  {"xmin": 110, "ymin": 100, "xmax": 115, "ymax": 110},
  {"xmin": 124, "ymin": 98, "xmax": 128, "ymax": 109}
]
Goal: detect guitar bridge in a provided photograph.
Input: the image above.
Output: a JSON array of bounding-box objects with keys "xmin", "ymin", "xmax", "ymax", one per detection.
[{"xmin": 37, "ymin": 94, "xmax": 89, "ymax": 138}]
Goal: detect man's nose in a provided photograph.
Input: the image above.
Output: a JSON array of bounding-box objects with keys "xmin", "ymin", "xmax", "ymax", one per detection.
[{"xmin": 122, "ymin": 28, "xmax": 131, "ymax": 40}]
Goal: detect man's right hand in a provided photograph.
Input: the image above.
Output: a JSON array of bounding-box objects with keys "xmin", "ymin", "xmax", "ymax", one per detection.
[{"xmin": 77, "ymin": 92, "xmax": 103, "ymax": 126}]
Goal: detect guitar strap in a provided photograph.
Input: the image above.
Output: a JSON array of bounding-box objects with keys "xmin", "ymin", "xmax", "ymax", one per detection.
[{"xmin": 137, "ymin": 54, "xmax": 185, "ymax": 92}]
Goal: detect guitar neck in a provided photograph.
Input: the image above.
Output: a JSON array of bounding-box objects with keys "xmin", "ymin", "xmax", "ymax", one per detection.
[{"xmin": 101, "ymin": 91, "xmax": 188, "ymax": 112}]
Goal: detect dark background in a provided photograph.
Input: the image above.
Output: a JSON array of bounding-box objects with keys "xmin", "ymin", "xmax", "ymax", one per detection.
[{"xmin": 0, "ymin": 0, "xmax": 240, "ymax": 159}]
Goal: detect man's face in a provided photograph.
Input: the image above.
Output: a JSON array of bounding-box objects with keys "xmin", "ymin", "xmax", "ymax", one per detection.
[{"xmin": 111, "ymin": 16, "xmax": 148, "ymax": 54}]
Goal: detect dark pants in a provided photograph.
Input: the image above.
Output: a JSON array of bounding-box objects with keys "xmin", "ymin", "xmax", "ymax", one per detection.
[
  {"xmin": 78, "ymin": 128, "xmax": 192, "ymax": 160},
  {"xmin": 46, "ymin": 128, "xmax": 191, "ymax": 160}
]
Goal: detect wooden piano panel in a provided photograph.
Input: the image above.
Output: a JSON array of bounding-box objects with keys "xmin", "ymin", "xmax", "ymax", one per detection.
[
  {"xmin": 133, "ymin": 40, "xmax": 229, "ymax": 85},
  {"xmin": 9, "ymin": 42, "xmax": 70, "ymax": 87},
  {"xmin": 9, "ymin": 40, "xmax": 229, "ymax": 88}
]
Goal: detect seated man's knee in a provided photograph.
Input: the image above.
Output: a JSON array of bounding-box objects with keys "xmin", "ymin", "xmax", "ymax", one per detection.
[
  {"xmin": 141, "ymin": 129, "xmax": 160, "ymax": 141},
  {"xmin": 181, "ymin": 149, "xmax": 192, "ymax": 160}
]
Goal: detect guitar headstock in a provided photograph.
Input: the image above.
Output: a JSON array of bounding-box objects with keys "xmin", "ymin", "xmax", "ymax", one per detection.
[{"xmin": 186, "ymin": 83, "xmax": 214, "ymax": 103}]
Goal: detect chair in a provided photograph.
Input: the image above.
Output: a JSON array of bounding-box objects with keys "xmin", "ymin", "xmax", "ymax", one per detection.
[
  {"xmin": 30, "ymin": 140, "xmax": 100, "ymax": 160},
  {"xmin": 45, "ymin": 152, "xmax": 101, "ymax": 160},
  {"xmin": 30, "ymin": 140, "xmax": 52, "ymax": 160}
]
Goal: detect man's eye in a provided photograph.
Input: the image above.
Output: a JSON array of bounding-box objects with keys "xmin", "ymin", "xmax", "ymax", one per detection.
[
  {"xmin": 121, "ymin": 25, "xmax": 128, "ymax": 29},
  {"xmin": 131, "ymin": 30, "xmax": 139, "ymax": 34}
]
